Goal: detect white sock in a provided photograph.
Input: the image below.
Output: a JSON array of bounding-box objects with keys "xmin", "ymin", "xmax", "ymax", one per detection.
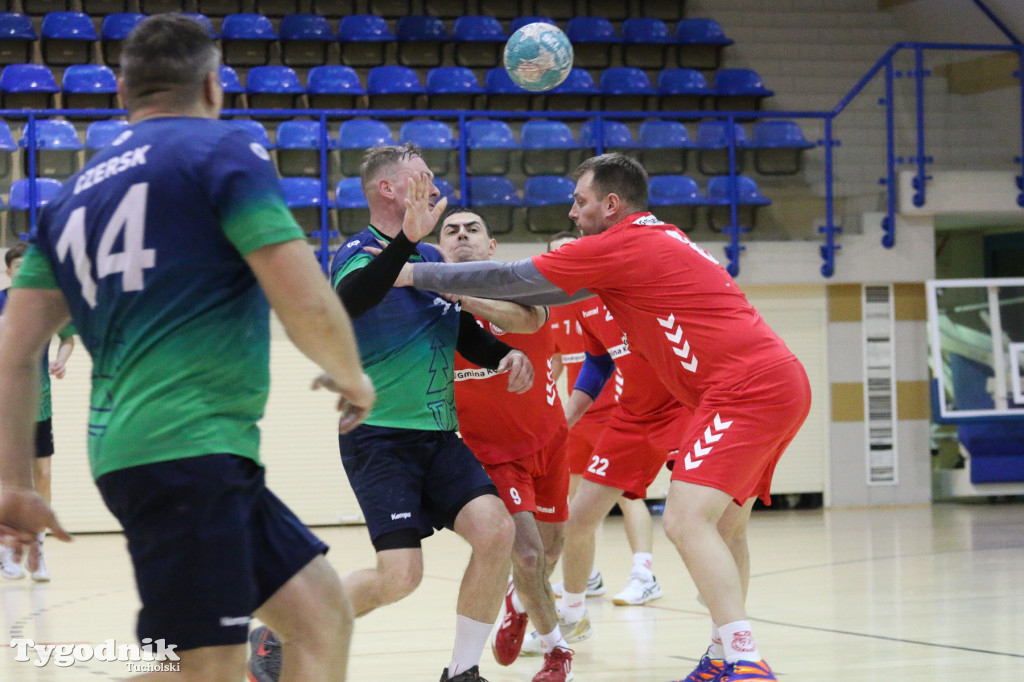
[
  {"xmin": 559, "ymin": 591, "xmax": 586, "ymax": 622},
  {"xmin": 37, "ymin": 531, "xmax": 45, "ymax": 546},
  {"xmin": 448, "ymin": 615, "xmax": 492, "ymax": 675},
  {"xmin": 719, "ymin": 620, "xmax": 761, "ymax": 664},
  {"xmin": 538, "ymin": 626, "xmax": 567, "ymax": 653},
  {"xmin": 589, "ymin": 567, "xmax": 600, "ymax": 581},
  {"xmin": 708, "ymin": 622, "xmax": 725, "ymax": 659},
  {"xmin": 510, "ymin": 588, "xmax": 526, "ymax": 614},
  {"xmin": 632, "ymin": 552, "xmax": 653, "ymax": 576}
]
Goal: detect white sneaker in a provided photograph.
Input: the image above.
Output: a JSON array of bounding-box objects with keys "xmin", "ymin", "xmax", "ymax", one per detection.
[
  {"xmin": 0, "ymin": 546, "xmax": 26, "ymax": 580},
  {"xmin": 30, "ymin": 551, "xmax": 50, "ymax": 582},
  {"xmin": 520, "ymin": 610, "xmax": 592, "ymax": 656},
  {"xmin": 552, "ymin": 571, "xmax": 606, "ymax": 598},
  {"xmin": 612, "ymin": 570, "xmax": 662, "ymax": 606}
]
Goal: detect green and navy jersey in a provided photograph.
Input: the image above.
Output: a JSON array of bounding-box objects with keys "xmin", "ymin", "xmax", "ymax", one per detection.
[
  {"xmin": 0, "ymin": 289, "xmax": 75, "ymax": 422},
  {"xmin": 13, "ymin": 117, "xmax": 304, "ymax": 479},
  {"xmin": 330, "ymin": 227, "xmax": 461, "ymax": 431}
]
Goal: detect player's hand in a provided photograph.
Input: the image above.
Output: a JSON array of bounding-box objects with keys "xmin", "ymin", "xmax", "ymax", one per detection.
[
  {"xmin": 496, "ymin": 349, "xmax": 533, "ymax": 394},
  {"xmin": 312, "ymin": 372, "xmax": 376, "ymax": 434},
  {"xmin": 402, "ymin": 172, "xmax": 448, "ymax": 243},
  {"xmin": 0, "ymin": 489, "xmax": 72, "ymax": 571},
  {"xmin": 48, "ymin": 360, "xmax": 66, "ymax": 379}
]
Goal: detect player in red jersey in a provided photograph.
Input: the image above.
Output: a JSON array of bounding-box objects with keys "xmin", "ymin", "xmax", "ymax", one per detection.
[
  {"xmin": 403, "ymin": 154, "xmax": 812, "ymax": 682},
  {"xmin": 440, "ymin": 209, "xmax": 577, "ymax": 682}
]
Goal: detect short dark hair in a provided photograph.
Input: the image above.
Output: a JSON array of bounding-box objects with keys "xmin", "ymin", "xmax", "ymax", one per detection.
[
  {"xmin": 438, "ymin": 206, "xmax": 492, "ymax": 239},
  {"xmin": 360, "ymin": 143, "xmax": 423, "ymax": 190},
  {"xmin": 120, "ymin": 14, "xmax": 220, "ymax": 112},
  {"xmin": 5, "ymin": 241, "xmax": 28, "ymax": 267},
  {"xmin": 547, "ymin": 230, "xmax": 577, "ymax": 251},
  {"xmin": 574, "ymin": 153, "xmax": 648, "ymax": 212}
]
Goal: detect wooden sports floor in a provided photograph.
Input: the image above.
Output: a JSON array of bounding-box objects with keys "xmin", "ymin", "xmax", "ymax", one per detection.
[{"xmin": 1, "ymin": 501, "xmax": 1021, "ymax": 681}]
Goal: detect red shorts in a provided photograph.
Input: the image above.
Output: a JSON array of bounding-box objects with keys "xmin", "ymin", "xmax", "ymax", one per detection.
[
  {"xmin": 565, "ymin": 418, "xmax": 605, "ymax": 474},
  {"xmin": 582, "ymin": 405, "xmax": 690, "ymax": 500},
  {"xmin": 669, "ymin": 359, "xmax": 812, "ymax": 505},
  {"xmin": 483, "ymin": 423, "xmax": 570, "ymax": 523}
]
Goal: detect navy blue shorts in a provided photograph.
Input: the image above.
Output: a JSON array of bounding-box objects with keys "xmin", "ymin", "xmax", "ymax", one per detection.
[
  {"xmin": 35, "ymin": 418, "xmax": 54, "ymax": 458},
  {"xmin": 96, "ymin": 454, "xmax": 328, "ymax": 651},
  {"xmin": 339, "ymin": 425, "xmax": 497, "ymax": 551}
]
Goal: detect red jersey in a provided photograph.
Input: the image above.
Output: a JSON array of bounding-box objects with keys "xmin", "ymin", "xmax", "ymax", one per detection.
[
  {"xmin": 454, "ymin": 316, "xmax": 566, "ymax": 465},
  {"xmin": 533, "ymin": 213, "xmax": 796, "ymax": 411},
  {"xmin": 549, "ymin": 301, "xmax": 618, "ymax": 425}
]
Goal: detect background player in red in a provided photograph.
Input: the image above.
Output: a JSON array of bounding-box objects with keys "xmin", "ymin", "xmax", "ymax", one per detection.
[
  {"xmin": 440, "ymin": 209, "xmax": 577, "ymax": 682},
  {"xmin": 404, "ymin": 153, "xmax": 812, "ymax": 682}
]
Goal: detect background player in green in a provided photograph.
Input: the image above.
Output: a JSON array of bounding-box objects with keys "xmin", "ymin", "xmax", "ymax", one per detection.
[
  {"xmin": 0, "ymin": 241, "xmax": 75, "ymax": 582},
  {"xmin": 0, "ymin": 14, "xmax": 374, "ymax": 682}
]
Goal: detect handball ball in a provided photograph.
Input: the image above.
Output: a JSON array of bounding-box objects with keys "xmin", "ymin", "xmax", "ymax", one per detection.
[{"xmin": 503, "ymin": 22, "xmax": 574, "ymax": 92}]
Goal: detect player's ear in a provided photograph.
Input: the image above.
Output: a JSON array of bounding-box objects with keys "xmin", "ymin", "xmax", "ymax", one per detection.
[{"xmin": 605, "ymin": 192, "xmax": 621, "ymax": 217}]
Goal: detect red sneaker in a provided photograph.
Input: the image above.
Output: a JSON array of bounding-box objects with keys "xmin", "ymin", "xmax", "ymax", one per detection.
[
  {"xmin": 492, "ymin": 581, "xmax": 529, "ymax": 665},
  {"xmin": 533, "ymin": 646, "xmax": 573, "ymax": 682}
]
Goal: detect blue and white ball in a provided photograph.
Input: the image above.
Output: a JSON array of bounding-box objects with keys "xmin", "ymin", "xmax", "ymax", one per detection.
[{"xmin": 503, "ymin": 23, "xmax": 574, "ymax": 92}]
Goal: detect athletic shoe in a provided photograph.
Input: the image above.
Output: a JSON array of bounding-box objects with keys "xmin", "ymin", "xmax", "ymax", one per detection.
[
  {"xmin": 533, "ymin": 646, "xmax": 573, "ymax": 682},
  {"xmin": 552, "ymin": 571, "xmax": 605, "ymax": 597},
  {"xmin": 612, "ymin": 570, "xmax": 662, "ymax": 605},
  {"xmin": 30, "ymin": 551, "xmax": 50, "ymax": 582},
  {"xmin": 440, "ymin": 665, "xmax": 489, "ymax": 681},
  {"xmin": 247, "ymin": 625, "xmax": 282, "ymax": 682},
  {"xmin": 520, "ymin": 611, "xmax": 592, "ymax": 656},
  {"xmin": 492, "ymin": 580, "xmax": 529, "ymax": 665},
  {"xmin": 719, "ymin": 659, "xmax": 777, "ymax": 681},
  {"xmin": 675, "ymin": 653, "xmax": 726, "ymax": 681},
  {"xmin": 0, "ymin": 546, "xmax": 25, "ymax": 580}
]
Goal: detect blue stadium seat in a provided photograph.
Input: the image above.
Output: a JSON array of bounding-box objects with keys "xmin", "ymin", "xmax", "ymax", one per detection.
[
  {"xmin": 713, "ymin": 68, "xmax": 774, "ymax": 112},
  {"xmin": 658, "ymin": 68, "xmax": 712, "ymax": 112},
  {"xmin": 580, "ymin": 119, "xmax": 639, "ymax": 155},
  {"xmin": 399, "ymin": 120, "xmax": 457, "ymax": 175},
  {"xmin": 524, "ymin": 175, "xmax": 575, "ymax": 234},
  {"xmin": 8, "ymin": 177, "xmax": 63, "ymax": 237},
  {"xmin": 246, "ymin": 65, "xmax": 305, "ymax": 114},
  {"xmin": 306, "ymin": 65, "xmax": 365, "ymax": 109},
  {"xmin": 540, "ymin": 67, "xmax": 599, "ymax": 111},
  {"xmin": 396, "ymin": 15, "xmax": 449, "ymax": 67},
  {"xmin": 276, "ymin": 120, "xmax": 337, "ymax": 178},
  {"xmin": 85, "ymin": 119, "xmax": 129, "ymax": 157},
  {"xmin": 520, "ymin": 120, "xmax": 579, "ymax": 176},
  {"xmin": 483, "ymin": 67, "xmax": 532, "ymax": 112},
  {"xmin": 466, "ymin": 175, "xmax": 520, "ymax": 234},
  {"xmin": 62, "ymin": 64, "xmax": 118, "ymax": 114},
  {"xmin": 337, "ymin": 14, "xmax": 395, "ymax": 67},
  {"xmin": 599, "ymin": 67, "xmax": 656, "ymax": 110},
  {"xmin": 219, "ymin": 65, "xmax": 245, "ymax": 110},
  {"xmin": 100, "ymin": 13, "xmax": 145, "ymax": 67},
  {"xmin": 182, "ymin": 13, "xmax": 219, "ymax": 39},
  {"xmin": 280, "ymin": 176, "xmax": 331, "ymax": 236},
  {"xmin": 675, "ymin": 18, "xmax": 734, "ymax": 70},
  {"xmin": 648, "ymin": 175, "xmax": 703, "ymax": 230},
  {"xmin": 337, "ymin": 118, "xmax": 396, "ymax": 175},
  {"xmin": 704, "ymin": 174, "xmax": 771, "ymax": 230},
  {"xmin": 19, "ymin": 119, "xmax": 82, "ymax": 179},
  {"xmin": 425, "ymin": 66, "xmax": 484, "ymax": 112},
  {"xmin": 621, "ymin": 17, "xmax": 673, "ymax": 69},
  {"xmin": 41, "ymin": 12, "xmax": 97, "ymax": 66},
  {"xmin": 695, "ymin": 121, "xmax": 749, "ymax": 175},
  {"xmin": 221, "ymin": 13, "xmax": 278, "ymax": 66},
  {"xmin": 279, "ymin": 14, "xmax": 334, "ymax": 67},
  {"xmin": 0, "ymin": 64, "xmax": 59, "ymax": 112},
  {"xmin": 639, "ymin": 120, "xmax": 693, "ymax": 174},
  {"xmin": 509, "ymin": 16, "xmax": 557, "ymax": 34},
  {"xmin": 366, "ymin": 65, "xmax": 424, "ymax": 110},
  {"xmin": 0, "ymin": 119, "xmax": 16, "ymax": 182},
  {"xmin": 749, "ymin": 120, "xmax": 815, "ymax": 175},
  {"xmin": 334, "ymin": 176, "xmax": 369, "ymax": 235},
  {"xmin": 0, "ymin": 13, "xmax": 37, "ymax": 65},
  {"xmin": 452, "ymin": 16, "xmax": 506, "ymax": 68},
  {"xmin": 465, "ymin": 120, "xmax": 518, "ymax": 175},
  {"xmin": 565, "ymin": 16, "xmax": 619, "ymax": 69},
  {"xmin": 432, "ymin": 176, "xmax": 459, "ymax": 207},
  {"xmin": 227, "ymin": 119, "xmax": 274, "ymax": 150}
]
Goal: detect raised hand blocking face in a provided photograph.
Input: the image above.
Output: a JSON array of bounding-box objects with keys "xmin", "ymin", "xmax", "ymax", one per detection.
[{"xmin": 401, "ymin": 171, "xmax": 448, "ymax": 244}]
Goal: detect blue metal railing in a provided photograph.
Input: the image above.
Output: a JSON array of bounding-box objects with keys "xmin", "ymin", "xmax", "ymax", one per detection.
[{"xmin": 4, "ymin": 41, "xmax": 1023, "ymax": 278}]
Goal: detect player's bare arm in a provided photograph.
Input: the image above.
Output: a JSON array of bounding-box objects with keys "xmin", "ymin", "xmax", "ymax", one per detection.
[{"xmin": 457, "ymin": 297, "xmax": 549, "ymax": 334}]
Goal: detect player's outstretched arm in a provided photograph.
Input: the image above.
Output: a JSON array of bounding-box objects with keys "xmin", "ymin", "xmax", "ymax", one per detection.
[
  {"xmin": 457, "ymin": 296, "xmax": 548, "ymax": 334},
  {"xmin": 247, "ymin": 239, "xmax": 375, "ymax": 432}
]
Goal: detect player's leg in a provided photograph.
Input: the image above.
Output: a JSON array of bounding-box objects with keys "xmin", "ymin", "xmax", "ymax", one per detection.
[
  {"xmin": 342, "ymin": 546, "xmax": 423, "ymax": 617},
  {"xmin": 611, "ymin": 495, "xmax": 662, "ymax": 606},
  {"xmin": 32, "ymin": 457, "xmax": 51, "ymax": 505},
  {"xmin": 560, "ymin": 480, "xmax": 623, "ymax": 604},
  {"xmin": 27, "ymin": 419, "xmax": 55, "ymax": 580}
]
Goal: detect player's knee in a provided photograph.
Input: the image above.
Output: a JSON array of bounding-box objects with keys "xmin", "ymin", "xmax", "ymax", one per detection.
[
  {"xmin": 378, "ymin": 561, "xmax": 422, "ymax": 603},
  {"xmin": 512, "ymin": 541, "xmax": 544, "ymax": 576}
]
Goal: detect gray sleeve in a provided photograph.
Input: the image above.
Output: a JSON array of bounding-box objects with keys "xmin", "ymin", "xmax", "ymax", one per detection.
[{"xmin": 412, "ymin": 259, "xmax": 589, "ymax": 306}]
